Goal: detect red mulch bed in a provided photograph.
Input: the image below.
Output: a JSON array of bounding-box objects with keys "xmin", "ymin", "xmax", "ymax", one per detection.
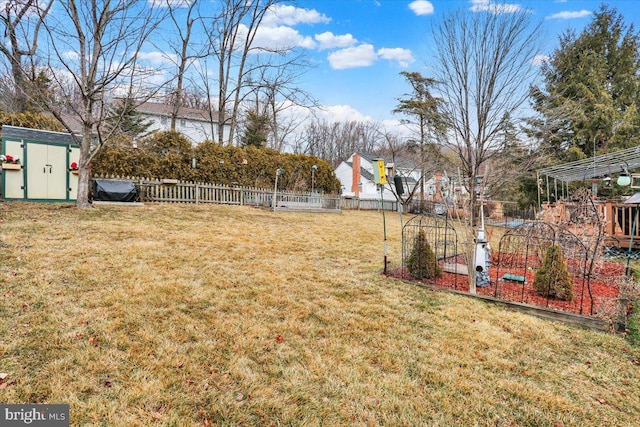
[{"xmin": 386, "ymin": 254, "xmax": 625, "ymax": 318}]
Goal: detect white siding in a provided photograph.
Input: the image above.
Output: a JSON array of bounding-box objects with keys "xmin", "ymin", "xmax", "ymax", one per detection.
[
  {"xmin": 334, "ymin": 162, "xmax": 353, "ymax": 195},
  {"xmin": 142, "ymin": 113, "xmax": 231, "ymax": 144},
  {"xmin": 335, "ymin": 154, "xmax": 398, "ymax": 200}
]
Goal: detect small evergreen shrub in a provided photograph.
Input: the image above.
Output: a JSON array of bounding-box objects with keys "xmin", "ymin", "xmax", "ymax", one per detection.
[
  {"xmin": 407, "ymin": 229, "xmax": 442, "ymax": 280},
  {"xmin": 533, "ymin": 244, "xmax": 574, "ymax": 301}
]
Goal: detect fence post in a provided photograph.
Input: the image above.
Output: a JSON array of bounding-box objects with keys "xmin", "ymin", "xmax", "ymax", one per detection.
[{"xmin": 195, "ymin": 183, "xmax": 200, "ymax": 204}]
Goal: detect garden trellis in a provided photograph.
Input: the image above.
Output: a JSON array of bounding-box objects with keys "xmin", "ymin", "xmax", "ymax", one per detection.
[{"xmin": 537, "ymin": 145, "xmax": 640, "ymax": 205}]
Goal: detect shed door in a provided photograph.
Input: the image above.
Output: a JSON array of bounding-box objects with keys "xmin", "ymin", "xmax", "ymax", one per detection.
[
  {"xmin": 26, "ymin": 143, "xmax": 48, "ymax": 199},
  {"xmin": 3, "ymin": 139, "xmax": 24, "ymax": 199},
  {"xmin": 27, "ymin": 143, "xmax": 68, "ymax": 200},
  {"xmin": 68, "ymin": 146, "xmax": 79, "ymax": 200},
  {"xmin": 47, "ymin": 145, "xmax": 67, "ymax": 199}
]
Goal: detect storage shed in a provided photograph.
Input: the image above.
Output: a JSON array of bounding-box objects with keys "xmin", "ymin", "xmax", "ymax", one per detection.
[{"xmin": 1, "ymin": 125, "xmax": 80, "ymax": 202}]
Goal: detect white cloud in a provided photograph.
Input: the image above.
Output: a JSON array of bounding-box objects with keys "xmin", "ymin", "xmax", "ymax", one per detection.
[
  {"xmin": 253, "ymin": 25, "xmax": 316, "ymax": 50},
  {"xmin": 378, "ymin": 48, "xmax": 415, "ymax": 67},
  {"xmin": 316, "ymin": 104, "xmax": 373, "ymax": 123},
  {"xmin": 327, "ymin": 44, "xmax": 415, "ymax": 70},
  {"xmin": 137, "ymin": 51, "xmax": 178, "ymax": 66},
  {"xmin": 531, "ymin": 54, "xmax": 549, "ymax": 66},
  {"xmin": 315, "ymin": 32, "xmax": 358, "ymax": 50},
  {"xmin": 0, "ymin": 0, "xmax": 51, "ymax": 17},
  {"xmin": 409, "ymin": 0, "xmax": 435, "ymax": 16},
  {"xmin": 328, "ymin": 44, "xmax": 378, "ymax": 70},
  {"xmin": 217, "ymin": 6, "xmax": 329, "ymax": 53},
  {"xmin": 470, "ymin": 0, "xmax": 522, "ymax": 14},
  {"xmin": 262, "ymin": 4, "xmax": 331, "ymax": 27},
  {"xmin": 147, "ymin": 0, "xmax": 191, "ymax": 7},
  {"xmin": 63, "ymin": 51, "xmax": 79, "ymax": 60},
  {"xmin": 546, "ymin": 10, "xmax": 591, "ymax": 20}
]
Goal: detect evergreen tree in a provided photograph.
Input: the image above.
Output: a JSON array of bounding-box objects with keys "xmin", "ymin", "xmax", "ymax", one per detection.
[
  {"xmin": 530, "ymin": 5, "xmax": 640, "ymax": 160},
  {"xmin": 407, "ymin": 229, "xmax": 442, "ymax": 280},
  {"xmin": 533, "ymin": 244, "xmax": 574, "ymax": 301},
  {"xmin": 106, "ymin": 98, "xmax": 152, "ymax": 139},
  {"xmin": 241, "ymin": 110, "xmax": 270, "ymax": 148},
  {"xmin": 393, "ymin": 71, "xmax": 447, "ymax": 200}
]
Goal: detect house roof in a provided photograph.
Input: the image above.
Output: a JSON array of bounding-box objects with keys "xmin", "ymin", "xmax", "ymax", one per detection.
[
  {"xmin": 538, "ymin": 145, "xmax": 640, "ymax": 183},
  {"xmin": 355, "ymin": 152, "xmax": 419, "ymax": 171},
  {"xmin": 346, "ymin": 161, "xmax": 374, "ymax": 182},
  {"xmin": 358, "ymin": 153, "xmax": 380, "ymax": 163},
  {"xmin": 134, "ymin": 101, "xmax": 222, "ymax": 123},
  {"xmin": 346, "ymin": 160, "xmax": 419, "ymax": 184},
  {"xmin": 624, "ymin": 192, "xmax": 640, "ymax": 204},
  {"xmin": 1, "ymin": 125, "xmax": 79, "ymax": 146}
]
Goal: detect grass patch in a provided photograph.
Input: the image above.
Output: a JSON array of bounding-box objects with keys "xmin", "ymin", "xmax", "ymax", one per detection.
[
  {"xmin": 1, "ymin": 202, "xmax": 640, "ymax": 426},
  {"xmin": 627, "ymin": 299, "xmax": 640, "ymax": 347}
]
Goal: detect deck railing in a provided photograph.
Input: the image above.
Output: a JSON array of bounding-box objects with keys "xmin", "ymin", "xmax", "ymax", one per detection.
[{"xmin": 601, "ymin": 201, "xmax": 640, "ymax": 248}]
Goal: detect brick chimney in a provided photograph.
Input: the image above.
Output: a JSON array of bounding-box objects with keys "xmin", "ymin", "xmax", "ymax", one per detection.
[
  {"xmin": 352, "ymin": 154, "xmax": 361, "ymax": 196},
  {"xmin": 434, "ymin": 172, "xmax": 442, "ymax": 202}
]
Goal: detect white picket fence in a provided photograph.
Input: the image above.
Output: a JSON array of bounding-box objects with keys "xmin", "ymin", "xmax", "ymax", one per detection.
[
  {"xmin": 341, "ymin": 197, "xmax": 399, "ymax": 211},
  {"xmin": 91, "ymin": 175, "xmax": 407, "ymax": 212},
  {"xmin": 92, "ymin": 175, "xmax": 343, "ymax": 211}
]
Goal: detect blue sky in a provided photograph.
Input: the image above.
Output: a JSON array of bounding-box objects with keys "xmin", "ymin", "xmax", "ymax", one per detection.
[{"xmin": 259, "ymin": 0, "xmax": 640, "ymax": 128}]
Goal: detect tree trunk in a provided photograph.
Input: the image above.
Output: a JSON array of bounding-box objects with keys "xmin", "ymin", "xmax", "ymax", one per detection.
[{"xmin": 76, "ymin": 129, "xmax": 93, "ymax": 208}]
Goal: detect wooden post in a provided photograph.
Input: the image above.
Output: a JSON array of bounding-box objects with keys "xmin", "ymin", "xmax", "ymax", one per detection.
[{"xmin": 272, "ymin": 169, "xmax": 280, "ymax": 211}]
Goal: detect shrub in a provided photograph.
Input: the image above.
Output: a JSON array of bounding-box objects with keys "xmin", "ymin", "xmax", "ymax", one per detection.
[
  {"xmin": 92, "ymin": 132, "xmax": 342, "ymax": 193},
  {"xmin": 533, "ymin": 244, "xmax": 574, "ymax": 301},
  {"xmin": 407, "ymin": 229, "xmax": 441, "ymax": 280},
  {"xmin": 0, "ymin": 111, "xmax": 64, "ymax": 133}
]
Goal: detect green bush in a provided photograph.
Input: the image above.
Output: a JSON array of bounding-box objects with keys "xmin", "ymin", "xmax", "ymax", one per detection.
[
  {"xmin": 407, "ymin": 229, "xmax": 442, "ymax": 280},
  {"xmin": 91, "ymin": 132, "xmax": 342, "ymax": 193},
  {"xmin": 533, "ymin": 244, "xmax": 574, "ymax": 301}
]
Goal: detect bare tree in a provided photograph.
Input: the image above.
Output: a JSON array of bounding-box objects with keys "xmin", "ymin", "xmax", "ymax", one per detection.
[
  {"xmin": 245, "ymin": 54, "xmax": 320, "ymax": 152},
  {"xmin": 0, "ymin": 0, "xmax": 53, "ymax": 112},
  {"xmin": 204, "ymin": 0, "xmax": 284, "ymax": 146},
  {"xmin": 37, "ymin": 0, "xmax": 163, "ymax": 207},
  {"xmin": 379, "ymin": 132, "xmax": 422, "ymax": 213},
  {"xmin": 191, "ymin": 58, "xmax": 219, "ymax": 142},
  {"xmin": 302, "ymin": 119, "xmax": 382, "ymax": 168},
  {"xmin": 161, "ymin": 0, "xmax": 208, "ymax": 131},
  {"xmin": 432, "ymin": 7, "xmax": 541, "ymax": 225}
]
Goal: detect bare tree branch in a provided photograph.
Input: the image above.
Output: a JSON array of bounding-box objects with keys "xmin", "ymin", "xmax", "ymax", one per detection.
[
  {"xmin": 432, "ymin": 7, "xmax": 541, "ymax": 225},
  {"xmin": 35, "ymin": 0, "xmax": 165, "ymax": 207}
]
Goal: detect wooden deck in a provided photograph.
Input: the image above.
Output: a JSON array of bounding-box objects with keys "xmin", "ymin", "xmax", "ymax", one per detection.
[{"xmin": 601, "ymin": 201, "xmax": 640, "ymax": 249}]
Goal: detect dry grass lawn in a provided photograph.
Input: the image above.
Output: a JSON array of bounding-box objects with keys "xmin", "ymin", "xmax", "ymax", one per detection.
[{"xmin": 1, "ymin": 202, "xmax": 639, "ymax": 426}]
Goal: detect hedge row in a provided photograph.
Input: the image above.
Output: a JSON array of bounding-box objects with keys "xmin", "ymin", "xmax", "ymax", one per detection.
[{"xmin": 92, "ymin": 131, "xmax": 341, "ymax": 193}]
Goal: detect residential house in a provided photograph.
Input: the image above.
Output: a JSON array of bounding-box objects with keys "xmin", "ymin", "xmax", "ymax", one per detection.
[
  {"xmin": 335, "ymin": 153, "xmax": 428, "ymax": 200},
  {"xmin": 335, "ymin": 152, "xmax": 464, "ymax": 206},
  {"xmin": 134, "ymin": 101, "xmax": 231, "ymax": 144}
]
